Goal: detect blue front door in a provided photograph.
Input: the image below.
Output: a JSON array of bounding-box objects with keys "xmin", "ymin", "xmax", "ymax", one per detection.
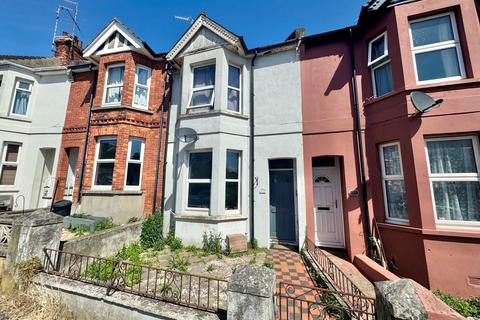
[{"xmin": 269, "ymin": 168, "xmax": 296, "ymax": 242}]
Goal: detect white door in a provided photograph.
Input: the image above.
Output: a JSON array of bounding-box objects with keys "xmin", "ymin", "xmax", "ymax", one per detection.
[
  {"xmin": 64, "ymin": 148, "xmax": 78, "ymax": 201},
  {"xmin": 313, "ymin": 167, "xmax": 345, "ymax": 248}
]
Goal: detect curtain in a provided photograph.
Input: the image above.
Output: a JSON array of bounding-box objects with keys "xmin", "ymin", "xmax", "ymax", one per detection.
[
  {"xmin": 12, "ymin": 90, "xmax": 30, "ymax": 115},
  {"xmin": 134, "ymin": 87, "xmax": 148, "ymax": 106},
  {"xmin": 193, "ymin": 65, "xmax": 215, "ymax": 88},
  {"xmin": 374, "ymin": 62, "xmax": 393, "ymax": 97},
  {"xmin": 411, "ymin": 15, "xmax": 454, "ymax": 47},
  {"xmin": 107, "ymin": 67, "xmax": 124, "ymax": 86}
]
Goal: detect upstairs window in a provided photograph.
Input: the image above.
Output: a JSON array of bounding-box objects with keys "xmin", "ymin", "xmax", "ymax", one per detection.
[
  {"xmin": 410, "ymin": 12, "xmax": 465, "ymax": 83},
  {"xmin": 11, "ymin": 80, "xmax": 32, "ymax": 116},
  {"xmin": 227, "ymin": 65, "xmax": 241, "ymax": 112},
  {"xmin": 189, "ymin": 65, "xmax": 215, "ymax": 108},
  {"xmin": 368, "ymin": 32, "xmax": 393, "ymax": 97},
  {"xmin": 93, "ymin": 137, "xmax": 117, "ymax": 188},
  {"xmin": 133, "ymin": 65, "xmax": 151, "ymax": 108},
  {"xmin": 125, "ymin": 138, "xmax": 144, "ymax": 189},
  {"xmin": 0, "ymin": 143, "xmax": 21, "ymax": 185},
  {"xmin": 187, "ymin": 151, "xmax": 212, "ymax": 209},
  {"xmin": 104, "ymin": 64, "xmax": 124, "ymax": 105}
]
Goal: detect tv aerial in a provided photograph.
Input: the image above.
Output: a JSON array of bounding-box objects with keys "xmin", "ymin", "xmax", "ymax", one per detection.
[
  {"xmin": 51, "ymin": 0, "xmax": 81, "ymax": 52},
  {"xmin": 410, "ymin": 91, "xmax": 443, "ymax": 114},
  {"xmin": 174, "ymin": 15, "xmax": 194, "ymax": 24},
  {"xmin": 175, "ymin": 127, "xmax": 198, "ymax": 144}
]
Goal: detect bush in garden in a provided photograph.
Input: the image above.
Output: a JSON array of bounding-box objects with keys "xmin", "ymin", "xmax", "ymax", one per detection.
[
  {"xmin": 202, "ymin": 231, "xmax": 223, "ymax": 255},
  {"xmin": 434, "ymin": 291, "xmax": 480, "ymax": 318},
  {"xmin": 140, "ymin": 213, "xmax": 163, "ymax": 248},
  {"xmin": 153, "ymin": 238, "xmax": 166, "ymax": 251},
  {"xmin": 165, "ymin": 233, "xmax": 183, "ymax": 252}
]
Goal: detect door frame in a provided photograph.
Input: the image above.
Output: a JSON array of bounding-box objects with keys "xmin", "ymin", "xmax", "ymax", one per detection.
[
  {"xmin": 268, "ymin": 159, "xmax": 299, "ymax": 245},
  {"xmin": 313, "ymin": 157, "xmax": 345, "ymax": 249}
]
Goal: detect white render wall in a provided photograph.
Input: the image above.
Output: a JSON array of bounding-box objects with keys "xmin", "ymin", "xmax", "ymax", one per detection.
[{"xmin": 0, "ymin": 64, "xmax": 70, "ymax": 210}]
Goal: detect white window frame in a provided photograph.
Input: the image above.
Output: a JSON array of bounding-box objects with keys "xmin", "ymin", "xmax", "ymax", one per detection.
[
  {"xmin": 92, "ymin": 136, "xmax": 117, "ymax": 190},
  {"xmin": 425, "ymin": 135, "xmax": 480, "ymax": 228},
  {"xmin": 225, "ymin": 150, "xmax": 241, "ymax": 213},
  {"xmin": 132, "ymin": 65, "xmax": 151, "ymax": 109},
  {"xmin": 379, "ymin": 142, "xmax": 409, "ymax": 225},
  {"xmin": 124, "ymin": 138, "xmax": 145, "ymax": 190},
  {"xmin": 188, "ymin": 64, "xmax": 215, "ymax": 109},
  {"xmin": 0, "ymin": 142, "xmax": 21, "ymax": 186},
  {"xmin": 186, "ymin": 150, "xmax": 212, "ymax": 211},
  {"xmin": 102, "ymin": 63, "xmax": 125, "ymax": 106},
  {"xmin": 227, "ymin": 65, "xmax": 241, "ymax": 113},
  {"xmin": 103, "ymin": 32, "xmax": 129, "ymax": 50},
  {"xmin": 368, "ymin": 32, "xmax": 393, "ymax": 98},
  {"xmin": 409, "ymin": 12, "xmax": 466, "ymax": 85},
  {"xmin": 10, "ymin": 79, "xmax": 33, "ymax": 117}
]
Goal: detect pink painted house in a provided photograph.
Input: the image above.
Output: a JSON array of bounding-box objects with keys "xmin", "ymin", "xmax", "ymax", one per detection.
[{"xmin": 301, "ymin": 0, "xmax": 480, "ymax": 297}]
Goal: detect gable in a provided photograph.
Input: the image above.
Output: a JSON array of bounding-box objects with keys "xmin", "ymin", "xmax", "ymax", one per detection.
[
  {"xmin": 179, "ymin": 27, "xmax": 228, "ymax": 56},
  {"xmin": 97, "ymin": 31, "xmax": 133, "ymax": 54}
]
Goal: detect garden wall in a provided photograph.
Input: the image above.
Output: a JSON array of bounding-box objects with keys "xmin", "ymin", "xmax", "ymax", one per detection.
[{"xmin": 61, "ymin": 221, "xmax": 142, "ymax": 257}]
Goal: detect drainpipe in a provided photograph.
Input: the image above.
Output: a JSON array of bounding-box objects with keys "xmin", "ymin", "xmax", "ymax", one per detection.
[
  {"xmin": 152, "ymin": 69, "xmax": 171, "ymax": 214},
  {"xmin": 77, "ymin": 66, "xmax": 97, "ymax": 203},
  {"xmin": 249, "ymin": 51, "xmax": 258, "ymax": 243},
  {"xmin": 348, "ymin": 28, "xmax": 373, "ymax": 257}
]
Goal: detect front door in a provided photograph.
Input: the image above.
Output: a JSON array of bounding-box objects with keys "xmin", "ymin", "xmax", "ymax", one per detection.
[
  {"xmin": 269, "ymin": 160, "xmax": 296, "ymax": 243},
  {"xmin": 64, "ymin": 148, "xmax": 78, "ymax": 201},
  {"xmin": 313, "ymin": 166, "xmax": 345, "ymax": 248}
]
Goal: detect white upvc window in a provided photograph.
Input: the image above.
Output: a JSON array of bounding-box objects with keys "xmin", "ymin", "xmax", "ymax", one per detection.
[
  {"xmin": 189, "ymin": 64, "xmax": 215, "ymax": 108},
  {"xmin": 0, "ymin": 143, "xmax": 21, "ymax": 186},
  {"xmin": 368, "ymin": 32, "xmax": 393, "ymax": 97},
  {"xmin": 425, "ymin": 136, "xmax": 480, "ymax": 227},
  {"xmin": 124, "ymin": 138, "xmax": 145, "ymax": 190},
  {"xmin": 409, "ymin": 12, "xmax": 465, "ymax": 84},
  {"xmin": 225, "ymin": 150, "xmax": 241, "ymax": 212},
  {"xmin": 93, "ymin": 137, "xmax": 117, "ymax": 189},
  {"xmin": 10, "ymin": 80, "xmax": 32, "ymax": 116},
  {"xmin": 133, "ymin": 65, "xmax": 151, "ymax": 109},
  {"xmin": 380, "ymin": 142, "xmax": 408, "ymax": 224},
  {"xmin": 227, "ymin": 65, "xmax": 241, "ymax": 112},
  {"xmin": 187, "ymin": 151, "xmax": 212, "ymax": 210},
  {"xmin": 103, "ymin": 64, "xmax": 125, "ymax": 105}
]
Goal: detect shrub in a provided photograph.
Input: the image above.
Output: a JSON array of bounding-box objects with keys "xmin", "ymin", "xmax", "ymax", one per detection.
[
  {"xmin": 94, "ymin": 219, "xmax": 117, "ymax": 232},
  {"xmin": 202, "ymin": 232, "xmax": 223, "ymax": 255},
  {"xmin": 117, "ymin": 242, "xmax": 143, "ymax": 263},
  {"xmin": 169, "ymin": 238, "xmax": 183, "ymax": 252},
  {"xmin": 263, "ymin": 259, "xmax": 274, "ymax": 269},
  {"xmin": 140, "ymin": 213, "xmax": 163, "ymax": 248},
  {"xmin": 82, "ymin": 258, "xmax": 116, "ymax": 282},
  {"xmin": 167, "ymin": 254, "xmax": 190, "ymax": 272},
  {"xmin": 434, "ymin": 291, "xmax": 480, "ymax": 318},
  {"xmin": 153, "ymin": 238, "xmax": 166, "ymax": 251}
]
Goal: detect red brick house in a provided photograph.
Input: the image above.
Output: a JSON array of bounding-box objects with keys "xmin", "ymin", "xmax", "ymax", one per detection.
[{"xmin": 54, "ymin": 19, "xmax": 169, "ymax": 223}]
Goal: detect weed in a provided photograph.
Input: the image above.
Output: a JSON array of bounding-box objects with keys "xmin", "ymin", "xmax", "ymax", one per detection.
[
  {"xmin": 249, "ymin": 238, "xmax": 258, "ymax": 250},
  {"xmin": 435, "ymin": 291, "xmax": 480, "ymax": 318},
  {"xmin": 263, "ymin": 259, "xmax": 274, "ymax": 269},
  {"xmin": 167, "ymin": 254, "xmax": 190, "ymax": 272},
  {"xmin": 185, "ymin": 245, "xmax": 198, "ymax": 254},
  {"xmin": 165, "ymin": 232, "xmax": 183, "ymax": 252},
  {"xmin": 127, "ymin": 216, "xmax": 140, "ymax": 223},
  {"xmin": 249, "ymin": 256, "xmax": 257, "ymax": 264},
  {"xmin": 82, "ymin": 258, "xmax": 116, "ymax": 282},
  {"xmin": 140, "ymin": 213, "xmax": 163, "ymax": 248},
  {"xmin": 202, "ymin": 231, "xmax": 223, "ymax": 255},
  {"xmin": 71, "ymin": 213, "xmax": 93, "ymax": 219},
  {"xmin": 94, "ymin": 219, "xmax": 117, "ymax": 232},
  {"xmin": 153, "ymin": 238, "xmax": 166, "ymax": 251},
  {"xmin": 206, "ymin": 264, "xmax": 215, "ymax": 272},
  {"xmin": 117, "ymin": 242, "xmax": 143, "ymax": 263},
  {"xmin": 68, "ymin": 225, "xmax": 90, "ymax": 236},
  {"xmin": 17, "ymin": 257, "xmax": 42, "ymax": 288}
]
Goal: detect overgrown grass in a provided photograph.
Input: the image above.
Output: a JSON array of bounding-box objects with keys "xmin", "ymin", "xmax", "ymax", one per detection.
[
  {"xmin": 167, "ymin": 254, "xmax": 190, "ymax": 272},
  {"xmin": 68, "ymin": 225, "xmax": 91, "ymax": 236},
  {"xmin": 434, "ymin": 291, "xmax": 480, "ymax": 318}
]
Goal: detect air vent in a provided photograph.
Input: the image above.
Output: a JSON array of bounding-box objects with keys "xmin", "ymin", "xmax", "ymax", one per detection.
[{"xmin": 468, "ymin": 276, "xmax": 480, "ymax": 286}]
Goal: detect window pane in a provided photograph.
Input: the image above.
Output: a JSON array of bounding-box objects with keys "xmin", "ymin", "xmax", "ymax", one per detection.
[
  {"xmin": 370, "ymin": 35, "xmax": 386, "ymax": 62},
  {"xmin": 411, "ymin": 15, "xmax": 454, "ymax": 47},
  {"xmin": 227, "ymin": 88, "xmax": 239, "ymax": 111},
  {"xmin": 134, "ymin": 86, "xmax": 148, "ymax": 107},
  {"xmin": 415, "ymin": 48, "xmax": 461, "ymax": 81},
  {"xmin": 189, "ymin": 152, "xmax": 212, "ymax": 179},
  {"xmin": 269, "ymin": 159, "xmax": 294, "ymax": 169},
  {"xmin": 0, "ymin": 165, "xmax": 17, "ymax": 185},
  {"xmin": 225, "ymin": 181, "xmax": 238, "ymax": 210},
  {"xmin": 130, "ymin": 140, "xmax": 142, "ymax": 160},
  {"xmin": 18, "ymin": 81, "xmax": 30, "ymax": 90},
  {"xmin": 433, "ymin": 181, "xmax": 480, "ymax": 222},
  {"xmin": 126, "ymin": 163, "xmax": 141, "ymax": 186},
  {"xmin": 226, "ymin": 152, "xmax": 239, "ymax": 179},
  {"xmin": 137, "ymin": 68, "xmax": 149, "ymax": 86},
  {"xmin": 190, "ymin": 89, "xmax": 213, "ymax": 106},
  {"xmin": 385, "ymin": 180, "xmax": 408, "ymax": 220},
  {"xmin": 193, "ymin": 65, "xmax": 215, "ymax": 88},
  {"xmin": 427, "ymin": 139, "xmax": 477, "ymax": 174},
  {"xmin": 228, "ymin": 65, "xmax": 240, "ymax": 88},
  {"xmin": 382, "ymin": 144, "xmax": 402, "ymax": 176},
  {"xmin": 107, "ymin": 66, "xmax": 124, "ymax": 85},
  {"xmin": 106, "ymin": 86, "xmax": 122, "ymax": 104},
  {"xmin": 95, "ymin": 163, "xmax": 114, "ymax": 185},
  {"xmin": 188, "ymin": 183, "xmax": 210, "ymax": 208},
  {"xmin": 98, "ymin": 139, "xmax": 117, "ymax": 160},
  {"xmin": 4, "ymin": 144, "xmax": 19, "ymax": 162},
  {"xmin": 374, "ymin": 62, "xmax": 393, "ymax": 97},
  {"xmin": 12, "ymin": 90, "xmax": 30, "ymax": 115}
]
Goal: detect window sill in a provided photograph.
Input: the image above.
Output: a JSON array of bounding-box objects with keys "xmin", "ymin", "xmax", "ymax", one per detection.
[
  {"xmin": 179, "ymin": 110, "xmax": 248, "ymax": 121},
  {"xmin": 82, "ymin": 190, "xmax": 143, "ymax": 196},
  {"xmin": 0, "ymin": 189, "xmax": 20, "ymax": 193},
  {"xmin": 0, "ymin": 115, "xmax": 32, "ymax": 123},
  {"xmin": 405, "ymin": 77, "xmax": 480, "ymax": 92},
  {"xmin": 377, "ymin": 222, "xmax": 480, "ymax": 239},
  {"xmin": 173, "ymin": 213, "xmax": 248, "ymax": 222},
  {"xmin": 93, "ymin": 105, "xmax": 154, "ymax": 115}
]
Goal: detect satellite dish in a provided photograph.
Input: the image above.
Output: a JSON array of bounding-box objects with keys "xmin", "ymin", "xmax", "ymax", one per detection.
[
  {"xmin": 411, "ymin": 91, "xmax": 443, "ymax": 113},
  {"xmin": 175, "ymin": 127, "xmax": 198, "ymax": 144}
]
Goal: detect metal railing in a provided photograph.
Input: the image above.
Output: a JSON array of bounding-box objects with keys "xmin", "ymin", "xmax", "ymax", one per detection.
[
  {"xmin": 43, "ymin": 248, "xmax": 228, "ymax": 312},
  {"xmin": 276, "ymin": 282, "xmax": 375, "ymax": 320},
  {"xmin": 305, "ymin": 238, "xmax": 375, "ymax": 317}
]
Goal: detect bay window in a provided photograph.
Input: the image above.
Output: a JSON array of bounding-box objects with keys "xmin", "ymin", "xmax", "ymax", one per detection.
[
  {"xmin": 93, "ymin": 137, "xmax": 117, "ymax": 187},
  {"xmin": 189, "ymin": 65, "xmax": 215, "ymax": 108},
  {"xmin": 227, "ymin": 65, "xmax": 241, "ymax": 112},
  {"xmin": 133, "ymin": 65, "xmax": 151, "ymax": 108},
  {"xmin": 426, "ymin": 136, "xmax": 480, "ymax": 225},
  {"xmin": 11, "ymin": 80, "xmax": 32, "ymax": 116},
  {"xmin": 0, "ymin": 143, "xmax": 21, "ymax": 185},
  {"xmin": 187, "ymin": 151, "xmax": 212, "ymax": 209},
  {"xmin": 225, "ymin": 151, "xmax": 240, "ymax": 211},
  {"xmin": 409, "ymin": 12, "xmax": 465, "ymax": 83},
  {"xmin": 125, "ymin": 138, "xmax": 144, "ymax": 189},
  {"xmin": 368, "ymin": 32, "xmax": 393, "ymax": 97},
  {"xmin": 104, "ymin": 64, "xmax": 125, "ymax": 105},
  {"xmin": 380, "ymin": 142, "xmax": 408, "ymax": 222}
]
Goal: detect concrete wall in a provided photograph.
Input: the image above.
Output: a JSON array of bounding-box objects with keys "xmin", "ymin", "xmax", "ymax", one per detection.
[
  {"xmin": 0, "ymin": 64, "xmax": 70, "ymax": 210},
  {"xmin": 61, "ymin": 221, "xmax": 142, "ymax": 257}
]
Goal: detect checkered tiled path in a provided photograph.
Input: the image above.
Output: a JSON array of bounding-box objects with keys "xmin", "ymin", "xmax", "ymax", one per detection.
[{"xmin": 267, "ymin": 247, "xmax": 314, "ymax": 288}]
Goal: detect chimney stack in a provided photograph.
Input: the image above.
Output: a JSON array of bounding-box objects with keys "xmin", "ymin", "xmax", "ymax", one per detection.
[{"xmin": 54, "ymin": 32, "xmax": 84, "ymax": 66}]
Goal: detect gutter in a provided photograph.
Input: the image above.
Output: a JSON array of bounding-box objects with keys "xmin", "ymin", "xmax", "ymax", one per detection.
[
  {"xmin": 249, "ymin": 51, "xmax": 257, "ymax": 243},
  {"xmin": 347, "ymin": 27, "xmax": 374, "ymax": 257}
]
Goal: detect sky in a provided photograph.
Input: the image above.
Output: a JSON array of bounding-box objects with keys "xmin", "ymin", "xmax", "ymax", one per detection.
[{"xmin": 0, "ymin": 0, "xmax": 366, "ymax": 57}]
